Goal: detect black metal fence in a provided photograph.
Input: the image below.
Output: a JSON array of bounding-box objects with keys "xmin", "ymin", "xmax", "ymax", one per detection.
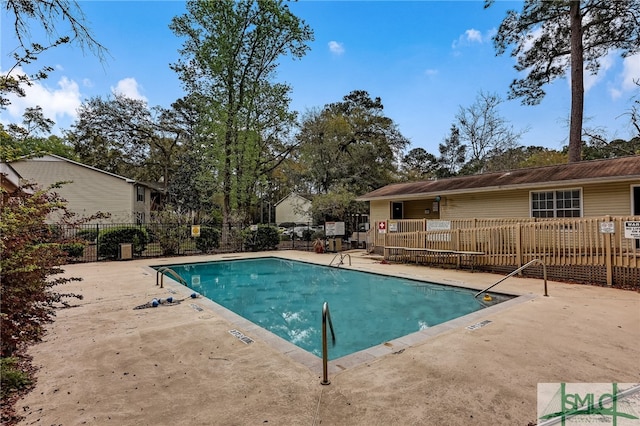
[{"xmin": 54, "ymin": 222, "xmax": 324, "ymax": 263}]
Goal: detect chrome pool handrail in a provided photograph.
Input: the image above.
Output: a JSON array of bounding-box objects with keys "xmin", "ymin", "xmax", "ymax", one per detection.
[
  {"xmin": 321, "ymin": 301, "xmax": 336, "ymax": 385},
  {"xmin": 474, "ymin": 259, "xmax": 548, "ymax": 298},
  {"xmin": 156, "ymin": 267, "xmax": 187, "ymax": 288},
  {"xmin": 329, "ymin": 252, "xmax": 351, "ymax": 267}
]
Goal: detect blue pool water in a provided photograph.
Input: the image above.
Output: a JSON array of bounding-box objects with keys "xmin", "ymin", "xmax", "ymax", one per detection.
[{"xmin": 157, "ymin": 257, "xmax": 509, "ymax": 359}]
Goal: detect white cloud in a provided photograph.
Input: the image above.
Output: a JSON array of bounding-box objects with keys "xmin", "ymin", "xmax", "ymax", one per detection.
[
  {"xmin": 451, "ymin": 28, "xmax": 490, "ymax": 49},
  {"xmin": 609, "ymin": 53, "xmax": 640, "ymax": 100},
  {"xmin": 328, "ymin": 41, "xmax": 345, "ymax": 56},
  {"xmin": 621, "ymin": 53, "xmax": 640, "ymax": 91},
  {"xmin": 465, "ymin": 29, "xmax": 482, "ymax": 43},
  {"xmin": 1, "ymin": 67, "xmax": 82, "ymax": 131},
  {"xmin": 111, "ymin": 77, "xmax": 147, "ymax": 101},
  {"xmin": 583, "ymin": 51, "xmax": 616, "ymax": 93},
  {"xmin": 609, "ymin": 87, "xmax": 623, "ymax": 100},
  {"xmin": 424, "ymin": 69, "xmax": 438, "ymax": 76},
  {"xmin": 522, "ymin": 27, "xmax": 543, "ymax": 52}
]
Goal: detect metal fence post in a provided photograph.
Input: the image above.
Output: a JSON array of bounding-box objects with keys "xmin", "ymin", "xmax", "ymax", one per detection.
[{"xmin": 95, "ymin": 223, "xmax": 100, "ymax": 262}]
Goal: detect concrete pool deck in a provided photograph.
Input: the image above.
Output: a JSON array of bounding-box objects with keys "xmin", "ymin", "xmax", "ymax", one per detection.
[{"xmin": 17, "ymin": 250, "xmax": 640, "ymax": 425}]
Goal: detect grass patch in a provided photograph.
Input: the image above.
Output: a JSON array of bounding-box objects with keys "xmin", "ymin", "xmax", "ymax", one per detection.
[
  {"xmin": 1, "ymin": 356, "xmax": 35, "ymax": 425},
  {"xmin": 1, "ymin": 357, "xmax": 32, "ymax": 399}
]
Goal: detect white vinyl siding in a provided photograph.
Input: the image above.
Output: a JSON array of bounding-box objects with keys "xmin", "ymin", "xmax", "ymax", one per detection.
[
  {"xmin": 369, "ymin": 200, "xmax": 389, "ymax": 224},
  {"xmin": 368, "ymin": 181, "xmax": 636, "ymax": 221},
  {"xmin": 11, "ymin": 156, "xmax": 138, "ymax": 222},
  {"xmin": 582, "ymin": 181, "xmax": 636, "ymax": 216},
  {"xmin": 274, "ymin": 194, "xmax": 312, "ymax": 225},
  {"xmin": 441, "ymin": 190, "xmax": 530, "ymax": 219}
]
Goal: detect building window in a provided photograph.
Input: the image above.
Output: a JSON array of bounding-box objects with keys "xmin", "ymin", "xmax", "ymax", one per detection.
[
  {"xmin": 531, "ymin": 189, "xmax": 581, "ymax": 218},
  {"xmin": 136, "ymin": 212, "xmax": 145, "ymax": 225},
  {"xmin": 391, "ymin": 202, "xmax": 403, "ymax": 219},
  {"xmin": 137, "ymin": 186, "xmax": 145, "ymax": 202}
]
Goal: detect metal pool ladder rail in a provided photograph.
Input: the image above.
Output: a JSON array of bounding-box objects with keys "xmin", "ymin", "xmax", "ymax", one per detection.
[
  {"xmin": 329, "ymin": 252, "xmax": 351, "ymax": 267},
  {"xmin": 321, "ymin": 302, "xmax": 336, "ymax": 385},
  {"xmin": 156, "ymin": 267, "xmax": 187, "ymax": 288},
  {"xmin": 474, "ymin": 259, "xmax": 548, "ymax": 298}
]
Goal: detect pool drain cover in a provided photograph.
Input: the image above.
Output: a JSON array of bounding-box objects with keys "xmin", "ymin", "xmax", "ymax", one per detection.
[
  {"xmin": 466, "ymin": 320, "xmax": 492, "ymax": 331},
  {"xmin": 229, "ymin": 329, "xmax": 254, "ymax": 344}
]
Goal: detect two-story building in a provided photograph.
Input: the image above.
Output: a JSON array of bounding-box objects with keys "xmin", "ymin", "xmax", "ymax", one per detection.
[{"xmin": 9, "ymin": 154, "xmax": 159, "ymax": 223}]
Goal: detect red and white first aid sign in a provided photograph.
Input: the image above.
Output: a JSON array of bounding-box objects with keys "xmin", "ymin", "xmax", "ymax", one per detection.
[{"xmin": 378, "ymin": 221, "xmax": 387, "ymax": 234}]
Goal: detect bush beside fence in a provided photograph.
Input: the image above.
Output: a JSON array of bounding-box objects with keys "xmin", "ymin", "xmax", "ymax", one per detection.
[{"xmin": 53, "ymin": 223, "xmax": 317, "ymax": 262}]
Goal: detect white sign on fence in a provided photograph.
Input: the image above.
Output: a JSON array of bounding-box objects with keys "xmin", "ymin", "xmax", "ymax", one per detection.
[
  {"xmin": 426, "ymin": 220, "xmax": 451, "ymax": 242},
  {"xmin": 624, "ymin": 221, "xmax": 640, "ymax": 239},
  {"xmin": 325, "ymin": 221, "xmax": 345, "ymax": 236},
  {"xmin": 599, "ymin": 222, "xmax": 615, "ymax": 234},
  {"xmin": 426, "ymin": 220, "xmax": 451, "ymax": 231}
]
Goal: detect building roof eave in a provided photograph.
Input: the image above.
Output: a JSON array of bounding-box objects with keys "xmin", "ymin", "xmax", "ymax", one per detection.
[
  {"xmin": 357, "ymin": 175, "xmax": 640, "ymax": 202},
  {"xmin": 358, "ymin": 156, "xmax": 640, "ymax": 201}
]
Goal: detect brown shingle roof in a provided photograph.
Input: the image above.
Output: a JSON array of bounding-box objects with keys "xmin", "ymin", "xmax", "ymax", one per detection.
[{"xmin": 357, "ymin": 156, "xmax": 640, "ymax": 201}]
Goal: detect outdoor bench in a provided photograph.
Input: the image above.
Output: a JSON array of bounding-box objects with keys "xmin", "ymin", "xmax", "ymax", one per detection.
[
  {"xmin": 383, "ymin": 246, "xmax": 406, "ymax": 262},
  {"xmin": 385, "ymin": 247, "xmax": 484, "ymax": 271}
]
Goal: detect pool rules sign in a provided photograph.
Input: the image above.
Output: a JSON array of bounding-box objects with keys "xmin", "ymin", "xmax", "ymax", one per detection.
[{"xmin": 624, "ymin": 221, "xmax": 640, "ymax": 239}]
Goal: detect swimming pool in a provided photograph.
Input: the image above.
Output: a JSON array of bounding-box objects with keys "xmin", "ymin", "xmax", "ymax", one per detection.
[{"xmin": 156, "ymin": 257, "xmax": 512, "ymax": 359}]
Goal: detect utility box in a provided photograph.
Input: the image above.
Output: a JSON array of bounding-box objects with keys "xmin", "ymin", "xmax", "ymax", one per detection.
[
  {"xmin": 118, "ymin": 243, "xmax": 133, "ymax": 260},
  {"xmin": 327, "ymin": 238, "xmax": 342, "ymax": 253}
]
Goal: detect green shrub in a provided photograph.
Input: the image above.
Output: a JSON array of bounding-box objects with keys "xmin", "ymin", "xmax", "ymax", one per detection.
[
  {"xmin": 280, "ymin": 234, "xmax": 291, "ymax": 242},
  {"xmin": 1, "ymin": 184, "xmax": 85, "ymax": 358},
  {"xmin": 98, "ymin": 227, "xmax": 148, "ymax": 259},
  {"xmin": 195, "ymin": 226, "xmax": 221, "ymax": 253},
  {"xmin": 77, "ymin": 228, "xmax": 98, "ymax": 242},
  {"xmin": 244, "ymin": 226, "xmax": 280, "ymax": 251},
  {"xmin": 0, "ymin": 357, "xmax": 32, "ymax": 399},
  {"xmin": 144, "ymin": 225, "xmax": 159, "ymax": 243},
  {"xmin": 154, "ymin": 225, "xmax": 189, "ymax": 255},
  {"xmin": 60, "ymin": 242, "xmax": 85, "ymax": 259},
  {"xmin": 47, "ymin": 224, "xmax": 63, "ymax": 240},
  {"xmin": 1, "ymin": 184, "xmax": 89, "ymax": 421},
  {"xmin": 301, "ymin": 229, "xmax": 314, "ymax": 241}
]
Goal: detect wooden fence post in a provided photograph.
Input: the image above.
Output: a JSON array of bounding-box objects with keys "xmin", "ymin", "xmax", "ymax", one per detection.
[
  {"xmin": 604, "ymin": 216, "xmax": 613, "ymax": 286},
  {"xmin": 516, "ymin": 224, "xmax": 522, "ymax": 269}
]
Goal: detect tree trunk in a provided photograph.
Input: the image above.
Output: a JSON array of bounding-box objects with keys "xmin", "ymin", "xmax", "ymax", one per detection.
[
  {"xmin": 222, "ymin": 127, "xmax": 233, "ymax": 248},
  {"xmin": 569, "ymin": 0, "xmax": 584, "ymax": 163}
]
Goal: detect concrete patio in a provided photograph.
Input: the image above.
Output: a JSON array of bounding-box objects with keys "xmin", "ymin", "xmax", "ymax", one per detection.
[{"xmin": 16, "ymin": 250, "xmax": 640, "ymax": 425}]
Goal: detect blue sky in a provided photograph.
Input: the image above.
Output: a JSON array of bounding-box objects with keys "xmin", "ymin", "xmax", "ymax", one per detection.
[{"xmin": 2, "ymin": 1, "xmax": 639, "ymax": 156}]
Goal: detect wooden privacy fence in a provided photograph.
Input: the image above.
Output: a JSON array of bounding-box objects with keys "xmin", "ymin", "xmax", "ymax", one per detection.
[{"xmin": 371, "ymin": 216, "xmax": 640, "ymax": 286}]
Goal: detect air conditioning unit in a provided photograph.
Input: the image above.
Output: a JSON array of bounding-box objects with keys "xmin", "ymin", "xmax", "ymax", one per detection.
[{"xmin": 118, "ymin": 243, "xmax": 133, "ymax": 260}]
